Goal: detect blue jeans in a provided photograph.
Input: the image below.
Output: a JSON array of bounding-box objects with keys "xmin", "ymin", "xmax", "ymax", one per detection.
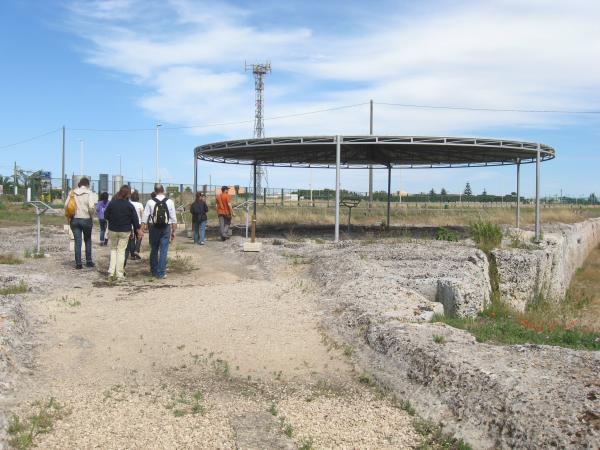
[
  {"xmin": 193, "ymin": 221, "xmax": 207, "ymax": 243},
  {"xmin": 70, "ymin": 218, "xmax": 93, "ymax": 266},
  {"xmin": 149, "ymin": 225, "xmax": 170, "ymax": 277},
  {"xmin": 99, "ymin": 219, "xmax": 107, "ymax": 243}
]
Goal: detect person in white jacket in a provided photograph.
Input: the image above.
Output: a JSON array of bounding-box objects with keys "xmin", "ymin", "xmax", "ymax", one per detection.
[{"xmin": 65, "ymin": 177, "xmax": 98, "ymax": 269}]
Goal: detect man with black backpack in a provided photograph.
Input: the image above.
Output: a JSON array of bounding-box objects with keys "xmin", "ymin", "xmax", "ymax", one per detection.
[{"xmin": 142, "ymin": 184, "xmax": 177, "ymax": 279}]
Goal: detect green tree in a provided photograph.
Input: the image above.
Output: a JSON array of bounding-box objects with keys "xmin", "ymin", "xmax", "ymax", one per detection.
[
  {"xmin": 429, "ymin": 188, "xmax": 436, "ymax": 196},
  {"xmin": 440, "ymin": 187, "xmax": 447, "ymax": 196},
  {"xmin": 463, "ymin": 182, "xmax": 472, "ymax": 196},
  {"xmin": 482, "ymin": 188, "xmax": 487, "ymax": 196},
  {"xmin": 589, "ymin": 192, "xmax": 598, "ymax": 204}
]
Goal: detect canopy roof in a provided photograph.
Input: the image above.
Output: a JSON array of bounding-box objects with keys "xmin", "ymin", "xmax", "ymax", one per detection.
[{"xmin": 195, "ymin": 135, "xmax": 555, "ymax": 169}]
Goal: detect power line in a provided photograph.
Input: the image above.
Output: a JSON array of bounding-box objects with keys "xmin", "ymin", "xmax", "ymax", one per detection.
[
  {"xmin": 375, "ymin": 102, "xmax": 600, "ymax": 115},
  {"xmin": 67, "ymin": 102, "xmax": 370, "ymax": 132},
  {"xmin": 0, "ymin": 128, "xmax": 60, "ymax": 149}
]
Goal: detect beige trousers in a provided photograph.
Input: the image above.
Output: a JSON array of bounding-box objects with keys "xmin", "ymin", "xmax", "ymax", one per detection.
[{"xmin": 108, "ymin": 231, "xmax": 130, "ymax": 279}]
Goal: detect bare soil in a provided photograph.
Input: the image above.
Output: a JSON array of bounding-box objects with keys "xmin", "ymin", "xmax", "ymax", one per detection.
[{"xmin": 0, "ymin": 225, "xmax": 418, "ymax": 449}]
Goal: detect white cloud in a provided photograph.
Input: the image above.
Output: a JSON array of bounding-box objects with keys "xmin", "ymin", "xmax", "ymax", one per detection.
[{"xmin": 64, "ymin": 0, "xmax": 600, "ymax": 142}]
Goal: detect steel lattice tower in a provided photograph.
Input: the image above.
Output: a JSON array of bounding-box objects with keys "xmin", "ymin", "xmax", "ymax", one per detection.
[{"xmin": 245, "ymin": 62, "xmax": 271, "ymax": 192}]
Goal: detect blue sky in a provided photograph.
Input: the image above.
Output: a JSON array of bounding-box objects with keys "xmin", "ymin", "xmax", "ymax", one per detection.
[{"xmin": 1, "ymin": 0, "xmax": 599, "ymax": 197}]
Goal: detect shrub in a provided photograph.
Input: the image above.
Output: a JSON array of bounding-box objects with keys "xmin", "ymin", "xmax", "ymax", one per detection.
[
  {"xmin": 436, "ymin": 227, "xmax": 458, "ymax": 242},
  {"xmin": 470, "ymin": 221, "xmax": 502, "ymax": 253}
]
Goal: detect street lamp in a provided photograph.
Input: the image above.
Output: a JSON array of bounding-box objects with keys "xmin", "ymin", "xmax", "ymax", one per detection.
[{"xmin": 156, "ymin": 123, "xmax": 161, "ymax": 183}]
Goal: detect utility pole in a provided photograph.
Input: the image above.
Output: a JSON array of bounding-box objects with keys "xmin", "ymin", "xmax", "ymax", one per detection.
[
  {"xmin": 156, "ymin": 123, "xmax": 161, "ymax": 183},
  {"xmin": 245, "ymin": 61, "xmax": 271, "ymax": 192},
  {"xmin": 61, "ymin": 126, "xmax": 65, "ymax": 200},
  {"xmin": 79, "ymin": 139, "xmax": 84, "ymax": 176},
  {"xmin": 368, "ymin": 99, "xmax": 373, "ymax": 208}
]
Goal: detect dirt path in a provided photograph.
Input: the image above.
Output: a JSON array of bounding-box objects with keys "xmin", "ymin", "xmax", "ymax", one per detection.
[{"xmin": 2, "ymin": 228, "xmax": 418, "ymax": 449}]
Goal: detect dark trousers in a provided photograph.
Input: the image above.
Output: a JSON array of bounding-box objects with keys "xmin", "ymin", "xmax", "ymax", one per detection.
[
  {"xmin": 124, "ymin": 233, "xmax": 143, "ymax": 266},
  {"xmin": 70, "ymin": 218, "xmax": 93, "ymax": 266},
  {"xmin": 99, "ymin": 219, "xmax": 108, "ymax": 243},
  {"xmin": 149, "ymin": 225, "xmax": 170, "ymax": 278}
]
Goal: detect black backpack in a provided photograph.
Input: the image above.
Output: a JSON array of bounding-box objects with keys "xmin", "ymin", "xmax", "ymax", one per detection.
[{"xmin": 151, "ymin": 198, "xmax": 170, "ymax": 228}]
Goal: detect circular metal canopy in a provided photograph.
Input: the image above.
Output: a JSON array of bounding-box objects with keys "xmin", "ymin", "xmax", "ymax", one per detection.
[{"xmin": 195, "ymin": 135, "xmax": 555, "ymax": 169}]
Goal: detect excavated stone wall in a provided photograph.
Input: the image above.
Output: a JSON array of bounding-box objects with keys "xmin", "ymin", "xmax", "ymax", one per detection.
[{"xmin": 493, "ymin": 218, "xmax": 600, "ymax": 311}]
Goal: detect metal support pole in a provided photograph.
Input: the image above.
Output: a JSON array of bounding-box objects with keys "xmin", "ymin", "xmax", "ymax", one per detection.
[
  {"xmin": 252, "ymin": 163, "xmax": 257, "ymax": 243},
  {"xmin": 535, "ymin": 145, "xmax": 541, "ymax": 242},
  {"xmin": 61, "ymin": 126, "xmax": 65, "ymax": 200},
  {"xmin": 156, "ymin": 123, "xmax": 161, "ymax": 183},
  {"xmin": 368, "ymin": 99, "xmax": 373, "ymax": 208},
  {"xmin": 193, "ymin": 151, "xmax": 198, "ymax": 195},
  {"xmin": 386, "ymin": 165, "xmax": 391, "ymax": 229},
  {"xmin": 516, "ymin": 159, "xmax": 521, "ymax": 229},
  {"xmin": 335, "ymin": 135, "xmax": 341, "ymax": 242},
  {"xmin": 36, "ymin": 210, "xmax": 41, "ymax": 254}
]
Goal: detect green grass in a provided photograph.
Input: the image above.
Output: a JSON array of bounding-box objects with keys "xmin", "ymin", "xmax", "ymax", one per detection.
[
  {"xmin": 432, "ymin": 334, "xmax": 446, "ymax": 344},
  {"xmin": 432, "ymin": 296, "xmax": 600, "ymax": 350},
  {"xmin": 299, "ymin": 437, "xmax": 315, "ymax": 449},
  {"xmin": 0, "ymin": 280, "xmax": 28, "ymax": 295},
  {"xmin": 0, "ymin": 254, "xmax": 24, "ymax": 265},
  {"xmin": 358, "ymin": 373, "xmax": 376, "ymax": 387},
  {"xmin": 470, "ymin": 221, "xmax": 502, "ymax": 253},
  {"xmin": 414, "ymin": 418, "xmax": 472, "ymax": 450},
  {"xmin": 436, "ymin": 227, "xmax": 458, "ymax": 242},
  {"xmin": 8, "ymin": 398, "xmax": 68, "ymax": 450}
]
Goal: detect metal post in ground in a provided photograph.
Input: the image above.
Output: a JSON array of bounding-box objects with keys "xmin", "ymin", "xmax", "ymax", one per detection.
[
  {"xmin": 516, "ymin": 158, "xmax": 521, "ymax": 229},
  {"xmin": 335, "ymin": 135, "xmax": 341, "ymax": 242},
  {"xmin": 368, "ymin": 99, "xmax": 373, "ymax": 209},
  {"xmin": 193, "ymin": 151, "xmax": 198, "ymax": 195},
  {"xmin": 61, "ymin": 126, "xmax": 66, "ymax": 200},
  {"xmin": 386, "ymin": 165, "xmax": 391, "ymax": 229},
  {"xmin": 535, "ymin": 145, "xmax": 541, "ymax": 242},
  {"xmin": 252, "ymin": 163, "xmax": 257, "ymax": 243}
]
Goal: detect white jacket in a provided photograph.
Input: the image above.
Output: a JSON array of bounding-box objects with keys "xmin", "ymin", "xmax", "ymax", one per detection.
[{"xmin": 67, "ymin": 186, "xmax": 98, "ymax": 219}]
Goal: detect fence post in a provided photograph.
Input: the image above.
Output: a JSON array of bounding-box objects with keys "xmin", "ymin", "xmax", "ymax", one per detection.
[
  {"xmin": 281, "ymin": 189, "xmax": 284, "ymax": 206},
  {"xmin": 263, "ymin": 188, "xmax": 267, "ymax": 206}
]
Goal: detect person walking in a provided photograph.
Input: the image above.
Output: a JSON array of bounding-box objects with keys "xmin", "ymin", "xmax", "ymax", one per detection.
[
  {"xmin": 104, "ymin": 185, "xmax": 142, "ymax": 280},
  {"xmin": 215, "ymin": 186, "xmax": 234, "ymax": 241},
  {"xmin": 96, "ymin": 192, "xmax": 109, "ymax": 246},
  {"xmin": 190, "ymin": 192, "xmax": 209, "ymax": 245},
  {"xmin": 65, "ymin": 177, "xmax": 97, "ymax": 269},
  {"xmin": 125, "ymin": 190, "xmax": 144, "ymax": 262},
  {"xmin": 142, "ymin": 184, "xmax": 177, "ymax": 279}
]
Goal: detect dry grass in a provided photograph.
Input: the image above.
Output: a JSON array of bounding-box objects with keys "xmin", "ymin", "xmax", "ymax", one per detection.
[
  {"xmin": 567, "ymin": 244, "xmax": 600, "ymax": 332},
  {"xmin": 0, "ymin": 254, "xmax": 24, "ymax": 265},
  {"xmin": 247, "ymin": 204, "xmax": 600, "ymax": 227}
]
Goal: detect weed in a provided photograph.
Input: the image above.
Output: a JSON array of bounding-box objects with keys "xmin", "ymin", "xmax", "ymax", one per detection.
[
  {"xmin": 7, "ymin": 398, "xmax": 69, "ymax": 450},
  {"xmin": 59, "ymin": 296, "xmax": 80, "ymax": 307},
  {"xmin": 168, "ymin": 253, "xmax": 195, "ymax": 274},
  {"xmin": 392, "ymin": 396, "xmax": 416, "ymax": 416},
  {"xmin": 299, "ymin": 437, "xmax": 315, "ymax": 449},
  {"xmin": 273, "ymin": 370, "xmax": 283, "ymax": 381},
  {"xmin": 436, "ymin": 227, "xmax": 458, "ymax": 242},
  {"xmin": 268, "ymin": 402, "xmax": 278, "ymax": 416},
  {"xmin": 23, "ymin": 248, "xmax": 45, "ymax": 259},
  {"xmin": 176, "ymin": 344, "xmax": 185, "ymax": 351},
  {"xmin": 432, "ymin": 334, "xmax": 446, "ymax": 344},
  {"xmin": 470, "ymin": 221, "xmax": 502, "ymax": 253},
  {"xmin": 342, "ymin": 344, "xmax": 354, "ymax": 357},
  {"xmin": 0, "ymin": 254, "xmax": 24, "ymax": 265},
  {"xmin": 173, "ymin": 409, "xmax": 187, "ymax": 417},
  {"xmin": 282, "ymin": 422, "xmax": 294, "ymax": 437},
  {"xmin": 169, "ymin": 389, "xmax": 205, "ymax": 417},
  {"xmin": 0, "ymin": 281, "xmax": 28, "ymax": 296},
  {"xmin": 414, "ymin": 418, "xmax": 472, "ymax": 450},
  {"xmin": 213, "ymin": 359, "xmax": 231, "ymax": 379},
  {"xmin": 358, "ymin": 373, "xmax": 376, "ymax": 387}
]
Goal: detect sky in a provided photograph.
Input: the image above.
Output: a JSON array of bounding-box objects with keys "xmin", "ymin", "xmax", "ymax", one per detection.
[{"xmin": 1, "ymin": 0, "xmax": 599, "ymax": 197}]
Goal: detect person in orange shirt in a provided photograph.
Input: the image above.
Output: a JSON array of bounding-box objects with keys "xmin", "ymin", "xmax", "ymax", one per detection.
[{"xmin": 215, "ymin": 186, "xmax": 234, "ymax": 241}]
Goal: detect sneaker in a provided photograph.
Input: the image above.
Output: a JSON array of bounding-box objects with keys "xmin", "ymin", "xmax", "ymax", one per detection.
[
  {"xmin": 156, "ymin": 274, "xmax": 167, "ymax": 279},
  {"xmin": 200, "ymin": 242, "xmax": 205, "ymax": 245},
  {"xmin": 132, "ymin": 253, "xmax": 141, "ymax": 260},
  {"xmin": 76, "ymin": 264, "xmax": 83, "ymax": 270},
  {"xmin": 86, "ymin": 261, "xmax": 96, "ymax": 268}
]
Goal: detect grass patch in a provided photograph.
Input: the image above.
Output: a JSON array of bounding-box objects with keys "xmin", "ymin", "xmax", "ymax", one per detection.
[
  {"xmin": 436, "ymin": 227, "xmax": 458, "ymax": 242},
  {"xmin": 23, "ymin": 248, "xmax": 45, "ymax": 259},
  {"xmin": 432, "ymin": 334, "xmax": 446, "ymax": 344},
  {"xmin": 167, "ymin": 253, "xmax": 195, "ymax": 274},
  {"xmin": 470, "ymin": 221, "xmax": 502, "ymax": 253},
  {"xmin": 432, "ymin": 294, "xmax": 600, "ymax": 350},
  {"xmin": 393, "ymin": 397, "xmax": 416, "ymax": 416},
  {"xmin": 299, "ymin": 437, "xmax": 315, "ymax": 450},
  {"xmin": 166, "ymin": 389, "xmax": 205, "ymax": 417},
  {"xmin": 414, "ymin": 418, "xmax": 472, "ymax": 450},
  {"xmin": 8, "ymin": 398, "xmax": 69, "ymax": 450},
  {"xmin": 268, "ymin": 402, "xmax": 278, "ymax": 416},
  {"xmin": 358, "ymin": 373, "xmax": 376, "ymax": 387},
  {"xmin": 0, "ymin": 254, "xmax": 24, "ymax": 265},
  {"xmin": 0, "ymin": 280, "xmax": 28, "ymax": 295}
]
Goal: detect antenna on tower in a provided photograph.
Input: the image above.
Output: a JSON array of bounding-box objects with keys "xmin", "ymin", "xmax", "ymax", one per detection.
[{"xmin": 245, "ymin": 61, "xmax": 271, "ymax": 192}]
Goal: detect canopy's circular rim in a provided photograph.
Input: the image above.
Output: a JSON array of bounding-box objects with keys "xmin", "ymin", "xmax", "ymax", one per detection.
[{"xmin": 194, "ymin": 135, "xmax": 555, "ymax": 169}]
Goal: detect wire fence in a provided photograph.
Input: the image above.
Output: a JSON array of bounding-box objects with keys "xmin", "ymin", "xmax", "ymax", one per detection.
[{"xmin": 1, "ymin": 177, "xmax": 599, "ymax": 209}]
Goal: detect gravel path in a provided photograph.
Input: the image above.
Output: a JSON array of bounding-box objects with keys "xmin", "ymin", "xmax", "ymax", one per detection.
[{"xmin": 0, "ymin": 226, "xmax": 419, "ymax": 449}]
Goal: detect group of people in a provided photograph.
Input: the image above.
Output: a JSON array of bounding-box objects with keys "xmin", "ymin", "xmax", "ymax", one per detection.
[{"xmin": 65, "ymin": 179, "xmax": 235, "ymax": 280}]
